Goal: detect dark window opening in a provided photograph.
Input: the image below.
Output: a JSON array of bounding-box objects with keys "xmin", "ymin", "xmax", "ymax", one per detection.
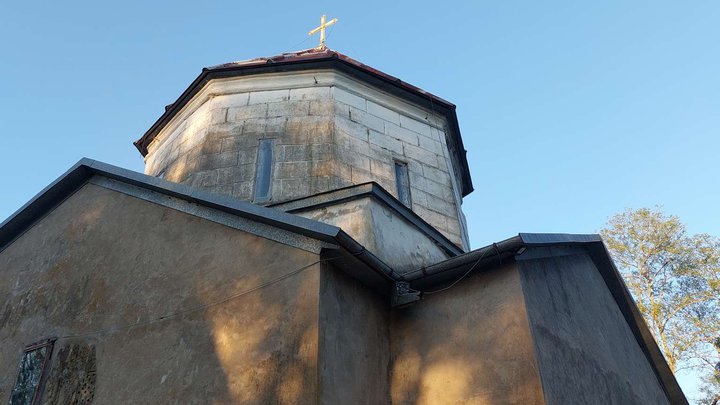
[
  {"xmin": 9, "ymin": 339, "xmax": 55, "ymax": 405},
  {"xmin": 395, "ymin": 161, "xmax": 411, "ymax": 207},
  {"xmin": 254, "ymin": 139, "xmax": 274, "ymax": 202}
]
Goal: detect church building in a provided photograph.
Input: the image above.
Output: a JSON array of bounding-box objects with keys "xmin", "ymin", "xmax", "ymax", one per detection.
[{"xmin": 1, "ymin": 40, "xmax": 687, "ymax": 404}]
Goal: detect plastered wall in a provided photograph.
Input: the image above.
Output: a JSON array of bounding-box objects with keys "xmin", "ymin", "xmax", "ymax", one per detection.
[{"xmin": 0, "ymin": 183, "xmax": 323, "ymax": 404}]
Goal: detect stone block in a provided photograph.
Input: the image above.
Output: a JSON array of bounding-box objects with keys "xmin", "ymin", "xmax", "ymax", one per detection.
[
  {"xmin": 423, "ymin": 178, "xmax": 454, "ymax": 201},
  {"xmin": 422, "ymin": 164, "xmax": 450, "ymax": 186},
  {"xmin": 413, "ymin": 205, "xmax": 449, "ymax": 231},
  {"xmin": 281, "ymin": 144, "xmax": 312, "ymax": 162},
  {"xmin": 198, "ymin": 138, "xmax": 223, "ymax": 155},
  {"xmin": 423, "ymin": 191, "xmax": 456, "ymax": 214},
  {"xmin": 286, "ymin": 116, "xmax": 333, "ymax": 137},
  {"xmin": 351, "ymin": 167, "xmax": 374, "ymax": 184},
  {"xmin": 368, "ymin": 130, "xmax": 404, "ymax": 155},
  {"xmin": 209, "ymin": 108, "xmax": 228, "ymax": 125},
  {"xmin": 241, "ymin": 118, "xmax": 266, "ymax": 135},
  {"xmin": 238, "ymin": 147, "xmax": 259, "ymax": 165},
  {"xmin": 310, "ymin": 175, "xmax": 333, "ymax": 193},
  {"xmin": 248, "ymin": 89, "xmax": 290, "ymax": 104},
  {"xmin": 265, "ymin": 117, "xmax": 287, "ymax": 134},
  {"xmin": 403, "ymin": 143, "xmax": 439, "ymax": 167},
  {"xmin": 208, "ymin": 123, "xmax": 243, "ymax": 140},
  {"xmin": 367, "ymin": 101, "xmax": 400, "ymax": 124},
  {"xmin": 275, "ymin": 161, "xmax": 311, "ymax": 179},
  {"xmin": 333, "ymin": 100, "xmax": 351, "ymax": 118},
  {"xmin": 348, "ymin": 136, "xmax": 371, "ymax": 157},
  {"xmin": 418, "ymin": 135, "xmax": 444, "ymax": 155},
  {"xmin": 385, "ymin": 122, "xmax": 419, "ymax": 146},
  {"xmin": 399, "ymin": 114, "xmax": 435, "ymax": 138},
  {"xmin": 189, "ymin": 170, "xmax": 219, "ymax": 189},
  {"xmin": 217, "ymin": 164, "xmax": 254, "ymax": 185},
  {"xmin": 312, "ymin": 161, "xmax": 335, "ymax": 177},
  {"xmin": 210, "ymin": 183, "xmax": 234, "ymax": 198},
  {"xmin": 349, "ymin": 106, "xmax": 384, "ymax": 133},
  {"xmin": 267, "ymin": 101, "xmax": 309, "ymax": 117},
  {"xmin": 227, "ymin": 104, "xmax": 267, "ymax": 121},
  {"xmin": 332, "ymin": 87, "xmax": 366, "ymax": 110},
  {"xmin": 370, "ymin": 159, "xmax": 394, "ymax": 181},
  {"xmin": 336, "ymin": 147, "xmax": 370, "ymax": 171},
  {"xmin": 375, "ymin": 177, "xmax": 396, "ymax": 197},
  {"xmin": 196, "ymin": 151, "xmax": 239, "ymax": 170},
  {"xmin": 408, "ymin": 170, "xmax": 427, "ymax": 190},
  {"xmin": 409, "ymin": 187, "xmax": 429, "ymax": 207},
  {"xmin": 446, "ymin": 217, "xmax": 462, "ymax": 234},
  {"xmin": 289, "ymin": 87, "xmax": 331, "ymax": 100},
  {"xmin": 220, "ymin": 133, "xmax": 254, "ymax": 153},
  {"xmin": 232, "ymin": 181, "xmax": 254, "ymax": 200},
  {"xmin": 311, "ymin": 143, "xmax": 332, "ymax": 161},
  {"xmin": 335, "ymin": 116, "xmax": 369, "ymax": 142},
  {"xmin": 309, "ymin": 100, "xmax": 334, "ymax": 116},
  {"xmin": 279, "ymin": 178, "xmax": 311, "ymax": 199},
  {"xmin": 279, "ymin": 130, "xmax": 309, "ymax": 145},
  {"xmin": 332, "ymin": 162, "xmax": 352, "ymax": 180},
  {"xmin": 215, "ymin": 92, "xmax": 249, "ymax": 108},
  {"xmin": 164, "ymin": 157, "xmax": 189, "ymax": 183}
]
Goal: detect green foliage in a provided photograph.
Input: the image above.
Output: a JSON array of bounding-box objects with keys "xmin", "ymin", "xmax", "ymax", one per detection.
[{"xmin": 601, "ymin": 207, "xmax": 720, "ymax": 403}]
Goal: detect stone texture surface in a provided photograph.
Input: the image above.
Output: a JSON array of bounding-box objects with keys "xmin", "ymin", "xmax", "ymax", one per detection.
[
  {"xmin": 142, "ymin": 72, "xmax": 470, "ymax": 249},
  {"xmin": 0, "ymin": 184, "xmax": 322, "ymax": 404}
]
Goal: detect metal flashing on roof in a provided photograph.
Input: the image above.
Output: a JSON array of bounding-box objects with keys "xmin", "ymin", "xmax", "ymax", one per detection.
[{"xmin": 269, "ymin": 181, "xmax": 464, "ymax": 256}]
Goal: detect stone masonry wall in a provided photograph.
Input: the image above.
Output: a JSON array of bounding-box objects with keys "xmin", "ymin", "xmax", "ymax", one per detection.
[{"xmin": 143, "ymin": 71, "xmax": 469, "ymax": 249}]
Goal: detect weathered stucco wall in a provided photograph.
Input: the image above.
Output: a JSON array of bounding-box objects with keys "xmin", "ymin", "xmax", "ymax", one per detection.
[
  {"xmin": 518, "ymin": 252, "xmax": 671, "ymax": 405},
  {"xmin": 142, "ymin": 70, "xmax": 469, "ymax": 249},
  {"xmin": 318, "ymin": 263, "xmax": 391, "ymax": 405},
  {"xmin": 390, "ymin": 263, "xmax": 544, "ymax": 405},
  {"xmin": 0, "ymin": 183, "xmax": 323, "ymax": 404},
  {"xmin": 294, "ymin": 197, "xmax": 450, "ymax": 272}
]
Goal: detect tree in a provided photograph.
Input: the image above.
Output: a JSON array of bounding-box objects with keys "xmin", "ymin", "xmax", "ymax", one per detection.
[{"xmin": 600, "ymin": 207, "xmax": 720, "ymax": 404}]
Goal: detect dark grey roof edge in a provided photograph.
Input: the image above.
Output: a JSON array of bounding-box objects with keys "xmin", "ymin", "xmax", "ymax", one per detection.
[
  {"xmin": 1, "ymin": 158, "xmax": 341, "ymax": 250},
  {"xmin": 0, "ymin": 159, "xmax": 399, "ymax": 292},
  {"xmin": 405, "ymin": 232, "xmax": 686, "ymax": 405},
  {"xmin": 269, "ymin": 181, "xmax": 464, "ymax": 256}
]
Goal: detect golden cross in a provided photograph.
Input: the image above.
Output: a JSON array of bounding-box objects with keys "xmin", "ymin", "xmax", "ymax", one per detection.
[{"xmin": 308, "ymin": 15, "xmax": 337, "ymax": 49}]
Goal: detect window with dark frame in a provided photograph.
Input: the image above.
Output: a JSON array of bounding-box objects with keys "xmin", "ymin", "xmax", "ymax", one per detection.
[
  {"xmin": 254, "ymin": 139, "xmax": 274, "ymax": 202},
  {"xmin": 9, "ymin": 339, "xmax": 55, "ymax": 405},
  {"xmin": 394, "ymin": 161, "xmax": 411, "ymax": 207}
]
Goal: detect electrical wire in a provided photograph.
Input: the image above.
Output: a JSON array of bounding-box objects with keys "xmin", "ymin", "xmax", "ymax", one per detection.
[
  {"xmin": 56, "ymin": 257, "xmax": 337, "ymax": 341},
  {"xmin": 421, "ymin": 247, "xmax": 489, "ymax": 295},
  {"xmin": 281, "ymin": 34, "xmax": 314, "ymax": 54}
]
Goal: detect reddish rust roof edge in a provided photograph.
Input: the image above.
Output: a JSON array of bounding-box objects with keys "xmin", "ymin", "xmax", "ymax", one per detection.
[{"xmin": 205, "ymin": 46, "xmax": 455, "ymax": 106}]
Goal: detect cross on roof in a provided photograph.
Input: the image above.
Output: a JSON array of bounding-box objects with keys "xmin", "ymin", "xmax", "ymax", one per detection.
[{"xmin": 308, "ymin": 15, "xmax": 337, "ymax": 49}]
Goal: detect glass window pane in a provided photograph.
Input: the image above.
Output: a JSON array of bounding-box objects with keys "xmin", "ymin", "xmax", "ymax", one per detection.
[
  {"xmin": 395, "ymin": 161, "xmax": 411, "ymax": 207},
  {"xmin": 10, "ymin": 344, "xmax": 51, "ymax": 405},
  {"xmin": 255, "ymin": 139, "xmax": 274, "ymax": 201}
]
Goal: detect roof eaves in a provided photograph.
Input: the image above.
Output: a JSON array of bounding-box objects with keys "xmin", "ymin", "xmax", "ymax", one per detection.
[
  {"xmin": 0, "ymin": 159, "xmax": 344, "ymax": 253},
  {"xmin": 133, "ymin": 50, "xmax": 474, "ymax": 196}
]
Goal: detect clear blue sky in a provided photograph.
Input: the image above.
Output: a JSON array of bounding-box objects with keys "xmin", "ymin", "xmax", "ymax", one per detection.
[{"xmin": 1, "ymin": 1, "xmax": 718, "ymax": 400}]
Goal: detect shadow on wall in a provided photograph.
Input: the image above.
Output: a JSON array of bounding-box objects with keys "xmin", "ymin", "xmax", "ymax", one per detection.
[{"xmin": 0, "ymin": 184, "xmax": 321, "ymax": 404}]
